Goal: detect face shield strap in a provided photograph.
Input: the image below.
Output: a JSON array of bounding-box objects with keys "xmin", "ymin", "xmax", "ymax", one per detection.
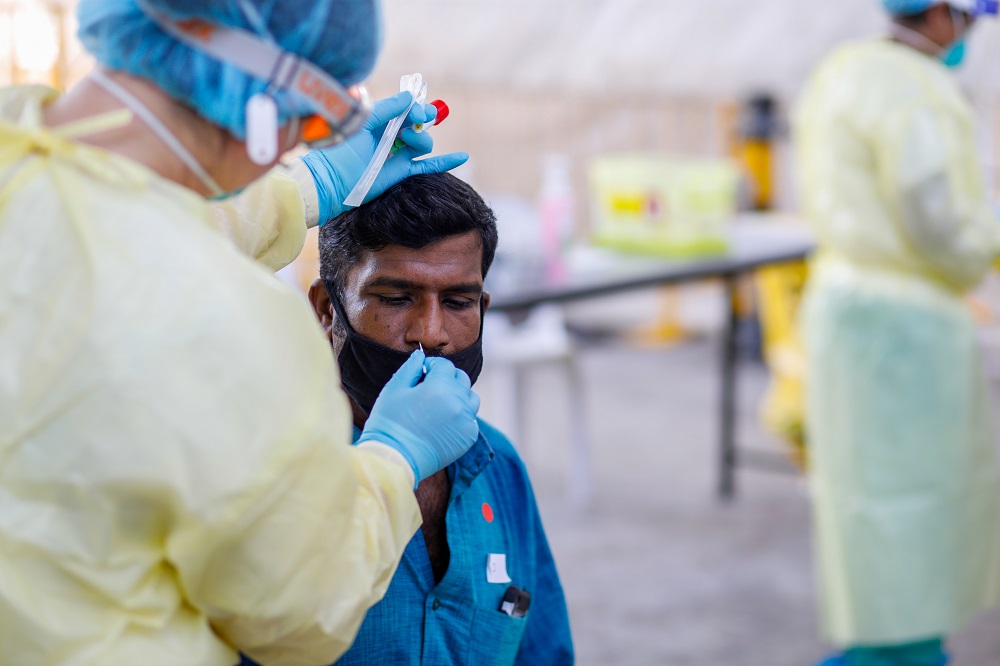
[{"xmin": 136, "ymin": 1, "xmax": 369, "ymax": 147}]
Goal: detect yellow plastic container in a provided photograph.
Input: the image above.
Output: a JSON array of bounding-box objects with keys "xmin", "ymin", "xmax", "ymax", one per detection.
[{"xmin": 588, "ymin": 154, "xmax": 740, "ymax": 257}]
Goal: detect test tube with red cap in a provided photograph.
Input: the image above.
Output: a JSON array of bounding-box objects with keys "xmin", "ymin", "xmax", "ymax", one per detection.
[{"xmin": 392, "ymin": 99, "xmax": 449, "ymax": 154}]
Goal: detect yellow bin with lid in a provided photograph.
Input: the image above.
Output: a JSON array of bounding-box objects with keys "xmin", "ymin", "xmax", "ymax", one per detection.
[{"xmin": 588, "ymin": 154, "xmax": 740, "ymax": 257}]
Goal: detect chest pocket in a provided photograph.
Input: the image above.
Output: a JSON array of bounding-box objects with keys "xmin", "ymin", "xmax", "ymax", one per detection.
[{"xmin": 466, "ymin": 606, "xmax": 528, "ymax": 666}]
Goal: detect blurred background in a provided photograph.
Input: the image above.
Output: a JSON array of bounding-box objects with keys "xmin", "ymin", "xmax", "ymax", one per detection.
[{"xmin": 5, "ymin": 0, "xmax": 1000, "ymax": 663}]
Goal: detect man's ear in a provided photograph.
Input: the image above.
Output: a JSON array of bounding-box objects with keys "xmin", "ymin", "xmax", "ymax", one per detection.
[
  {"xmin": 482, "ymin": 290, "xmax": 491, "ymax": 315},
  {"xmin": 307, "ymin": 278, "xmax": 335, "ymax": 341}
]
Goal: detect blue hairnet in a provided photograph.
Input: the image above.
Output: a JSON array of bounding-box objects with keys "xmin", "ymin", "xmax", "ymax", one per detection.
[
  {"xmin": 77, "ymin": 0, "xmax": 382, "ymax": 139},
  {"xmin": 882, "ymin": 0, "xmax": 942, "ymax": 14}
]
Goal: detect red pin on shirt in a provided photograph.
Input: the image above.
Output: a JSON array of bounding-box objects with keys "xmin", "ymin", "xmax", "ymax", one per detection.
[{"xmin": 482, "ymin": 502, "xmax": 494, "ymax": 523}]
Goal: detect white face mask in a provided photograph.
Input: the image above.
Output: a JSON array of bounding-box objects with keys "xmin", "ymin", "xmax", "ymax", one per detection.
[{"xmin": 90, "ymin": 69, "xmax": 228, "ymax": 198}]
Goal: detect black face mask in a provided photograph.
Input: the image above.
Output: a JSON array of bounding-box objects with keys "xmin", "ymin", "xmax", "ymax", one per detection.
[{"xmin": 324, "ymin": 280, "xmax": 485, "ymax": 417}]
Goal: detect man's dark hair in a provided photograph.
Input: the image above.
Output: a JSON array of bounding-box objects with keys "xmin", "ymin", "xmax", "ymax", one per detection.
[{"xmin": 319, "ymin": 172, "xmax": 499, "ymax": 295}]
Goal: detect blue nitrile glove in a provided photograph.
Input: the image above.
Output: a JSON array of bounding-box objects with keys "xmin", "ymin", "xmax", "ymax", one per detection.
[
  {"xmin": 299, "ymin": 91, "xmax": 469, "ymax": 225},
  {"xmin": 357, "ymin": 350, "xmax": 481, "ymax": 488}
]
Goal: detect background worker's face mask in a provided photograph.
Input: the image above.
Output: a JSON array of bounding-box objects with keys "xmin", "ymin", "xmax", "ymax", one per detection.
[
  {"xmin": 324, "ymin": 280, "xmax": 484, "ymax": 417},
  {"xmin": 940, "ymin": 38, "xmax": 967, "ymax": 66}
]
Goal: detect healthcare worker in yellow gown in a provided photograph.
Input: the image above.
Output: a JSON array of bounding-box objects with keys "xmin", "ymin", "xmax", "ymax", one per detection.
[
  {"xmin": 0, "ymin": 1, "xmax": 482, "ymax": 665},
  {"xmin": 795, "ymin": 1, "xmax": 1000, "ymax": 664}
]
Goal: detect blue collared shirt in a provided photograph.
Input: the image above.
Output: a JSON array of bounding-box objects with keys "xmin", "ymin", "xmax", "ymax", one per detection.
[
  {"xmin": 336, "ymin": 419, "xmax": 573, "ymax": 665},
  {"xmin": 241, "ymin": 419, "xmax": 573, "ymax": 666}
]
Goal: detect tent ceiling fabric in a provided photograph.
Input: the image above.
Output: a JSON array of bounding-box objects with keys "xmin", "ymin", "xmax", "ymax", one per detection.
[{"xmin": 373, "ymin": 0, "xmax": 1000, "ymax": 98}]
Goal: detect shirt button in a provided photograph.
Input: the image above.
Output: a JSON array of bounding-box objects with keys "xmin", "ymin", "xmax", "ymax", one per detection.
[{"xmin": 432, "ymin": 598, "xmax": 441, "ymax": 611}]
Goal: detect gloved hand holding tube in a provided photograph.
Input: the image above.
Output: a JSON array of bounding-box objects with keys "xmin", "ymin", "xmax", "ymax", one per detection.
[
  {"xmin": 391, "ymin": 99, "xmax": 450, "ymax": 155},
  {"xmin": 357, "ymin": 350, "xmax": 481, "ymax": 488},
  {"xmin": 299, "ymin": 91, "xmax": 468, "ymax": 226}
]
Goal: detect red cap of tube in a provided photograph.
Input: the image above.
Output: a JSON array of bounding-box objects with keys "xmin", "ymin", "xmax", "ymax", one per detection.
[{"xmin": 430, "ymin": 99, "xmax": 450, "ymax": 125}]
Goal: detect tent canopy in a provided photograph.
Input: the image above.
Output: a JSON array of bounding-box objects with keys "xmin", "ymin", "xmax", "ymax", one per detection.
[{"xmin": 372, "ymin": 0, "xmax": 1000, "ymax": 99}]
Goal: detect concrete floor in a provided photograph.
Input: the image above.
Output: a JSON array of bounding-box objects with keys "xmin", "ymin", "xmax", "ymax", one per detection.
[{"xmin": 477, "ymin": 338, "xmax": 1000, "ymax": 666}]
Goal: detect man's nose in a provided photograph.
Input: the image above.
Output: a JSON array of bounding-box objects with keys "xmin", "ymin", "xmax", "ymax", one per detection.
[{"xmin": 406, "ymin": 300, "xmax": 449, "ymax": 351}]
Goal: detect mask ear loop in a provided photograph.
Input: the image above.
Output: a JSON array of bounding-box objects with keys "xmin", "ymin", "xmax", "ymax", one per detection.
[
  {"xmin": 950, "ymin": 7, "xmax": 969, "ymax": 40},
  {"xmin": 90, "ymin": 68, "xmax": 226, "ymax": 197},
  {"xmin": 324, "ymin": 279, "xmax": 359, "ymax": 337},
  {"xmin": 234, "ymin": 0, "xmax": 269, "ymax": 38},
  {"xmin": 284, "ymin": 113, "xmax": 302, "ymax": 152}
]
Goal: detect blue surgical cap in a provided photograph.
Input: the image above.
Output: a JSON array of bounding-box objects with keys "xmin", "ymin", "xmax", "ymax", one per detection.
[
  {"xmin": 882, "ymin": 0, "xmax": 941, "ymax": 14},
  {"xmin": 77, "ymin": 0, "xmax": 382, "ymax": 139},
  {"xmin": 883, "ymin": 0, "xmax": 999, "ymax": 16}
]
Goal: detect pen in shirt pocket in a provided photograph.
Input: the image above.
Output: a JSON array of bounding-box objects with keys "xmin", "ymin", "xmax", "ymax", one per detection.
[{"xmin": 499, "ymin": 586, "xmax": 531, "ymax": 618}]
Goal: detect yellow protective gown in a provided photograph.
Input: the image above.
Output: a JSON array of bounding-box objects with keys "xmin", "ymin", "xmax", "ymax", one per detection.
[
  {"xmin": 210, "ymin": 154, "xmax": 322, "ymax": 274},
  {"xmin": 0, "ymin": 85, "xmax": 422, "ymax": 666},
  {"xmin": 794, "ymin": 40, "xmax": 1000, "ymax": 646}
]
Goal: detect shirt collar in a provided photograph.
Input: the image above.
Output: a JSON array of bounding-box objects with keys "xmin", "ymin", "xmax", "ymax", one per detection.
[{"xmin": 450, "ymin": 427, "xmax": 494, "ymax": 500}]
